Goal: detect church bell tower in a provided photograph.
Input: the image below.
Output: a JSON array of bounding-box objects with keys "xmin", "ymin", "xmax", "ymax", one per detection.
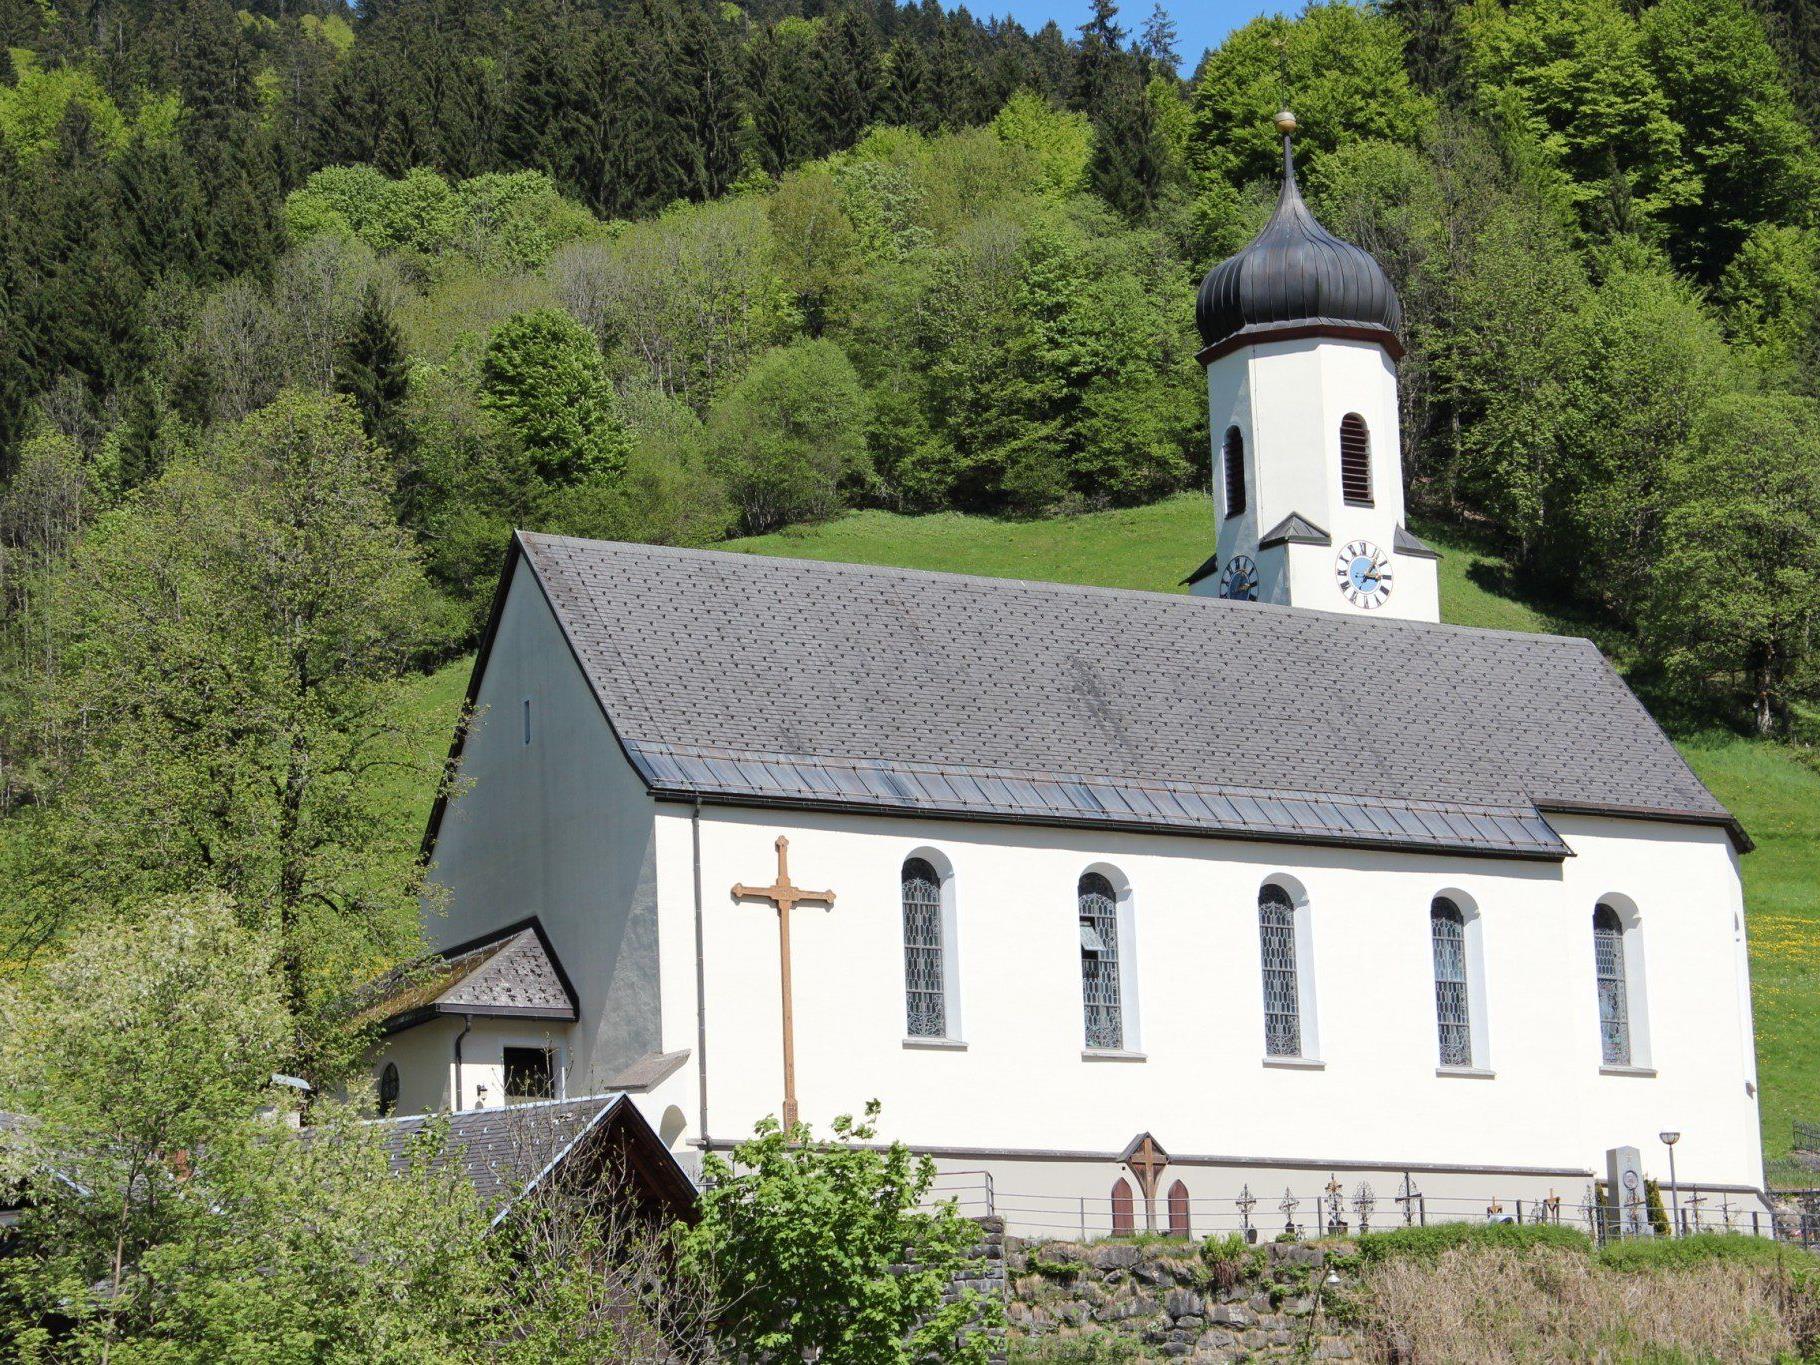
[{"xmin": 1185, "ymin": 112, "xmax": 1439, "ymax": 623}]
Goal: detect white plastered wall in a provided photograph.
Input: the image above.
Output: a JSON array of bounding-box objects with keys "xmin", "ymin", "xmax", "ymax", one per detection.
[
  {"xmin": 421, "ymin": 560, "xmax": 663, "ymax": 1097},
  {"xmin": 652, "ymin": 802, "xmax": 1762, "ymax": 1224}
]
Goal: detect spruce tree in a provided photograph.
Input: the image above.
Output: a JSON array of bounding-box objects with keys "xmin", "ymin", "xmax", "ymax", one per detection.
[
  {"xmin": 669, "ymin": 3, "xmax": 745, "ymax": 201},
  {"xmin": 1139, "ymin": 3, "xmax": 1179, "ymax": 71},
  {"xmin": 746, "ymin": 24, "xmax": 810, "ymax": 177},
  {"xmin": 813, "ymin": 7, "xmax": 884, "ymax": 155},
  {"xmin": 335, "ymin": 284, "xmax": 411, "ymax": 455},
  {"xmin": 1074, "ymin": 0, "xmax": 1127, "ymax": 119}
]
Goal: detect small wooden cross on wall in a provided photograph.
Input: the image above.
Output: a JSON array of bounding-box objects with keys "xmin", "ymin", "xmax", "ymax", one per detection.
[
  {"xmin": 732, "ymin": 836, "xmax": 835, "ymax": 1130},
  {"xmin": 1121, "ymin": 1132, "xmax": 1170, "ymax": 1233}
]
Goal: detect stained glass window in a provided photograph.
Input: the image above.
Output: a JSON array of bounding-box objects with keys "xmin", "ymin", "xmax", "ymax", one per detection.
[
  {"xmin": 1431, "ymin": 898, "xmax": 1472, "ymax": 1067},
  {"xmin": 1080, "ymin": 873, "xmax": 1123, "ymax": 1050},
  {"xmin": 1259, "ymin": 884, "xmax": 1302, "ymax": 1057},
  {"xmin": 902, "ymin": 858, "xmax": 945, "ymax": 1038},
  {"xmin": 1594, "ymin": 903, "xmax": 1631, "ymax": 1066}
]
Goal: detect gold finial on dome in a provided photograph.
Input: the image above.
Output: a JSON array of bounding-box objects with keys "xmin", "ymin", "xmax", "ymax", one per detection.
[{"xmin": 1274, "ymin": 109, "xmax": 1298, "ymax": 136}]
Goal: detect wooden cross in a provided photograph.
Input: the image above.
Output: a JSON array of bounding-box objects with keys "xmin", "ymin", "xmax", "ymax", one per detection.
[
  {"xmin": 732, "ymin": 836, "xmax": 835, "ymax": 1130},
  {"xmin": 1121, "ymin": 1132, "xmax": 1170, "ymax": 1232}
]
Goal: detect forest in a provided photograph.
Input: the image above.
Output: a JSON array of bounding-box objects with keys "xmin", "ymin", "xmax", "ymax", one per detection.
[{"xmin": 4, "ymin": 0, "xmax": 1820, "ymax": 1349}]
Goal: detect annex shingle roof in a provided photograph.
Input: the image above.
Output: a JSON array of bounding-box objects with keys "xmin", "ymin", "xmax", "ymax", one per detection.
[
  {"xmin": 372, "ymin": 1093, "xmax": 695, "ymax": 1224},
  {"xmin": 357, "ymin": 920, "xmax": 577, "ymax": 1032},
  {"xmin": 492, "ymin": 533, "xmax": 1741, "ymax": 861}
]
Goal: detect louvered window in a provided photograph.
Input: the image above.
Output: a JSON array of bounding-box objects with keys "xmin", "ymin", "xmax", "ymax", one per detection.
[
  {"xmin": 1594, "ymin": 904, "xmax": 1631, "ymax": 1066},
  {"xmin": 1223, "ymin": 426, "xmax": 1246, "ymax": 516},
  {"xmin": 1080, "ymin": 873, "xmax": 1123, "ymax": 1050},
  {"xmin": 1340, "ymin": 413, "xmax": 1372, "ymax": 505},
  {"xmin": 902, "ymin": 858, "xmax": 946, "ymax": 1038},
  {"xmin": 1259, "ymin": 884, "xmax": 1302, "ymax": 1057},
  {"xmin": 1431, "ymin": 898, "xmax": 1472, "ymax": 1067}
]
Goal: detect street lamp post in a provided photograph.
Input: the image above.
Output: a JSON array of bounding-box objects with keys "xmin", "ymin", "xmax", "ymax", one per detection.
[{"xmin": 1660, "ymin": 1131, "xmax": 1682, "ymax": 1236}]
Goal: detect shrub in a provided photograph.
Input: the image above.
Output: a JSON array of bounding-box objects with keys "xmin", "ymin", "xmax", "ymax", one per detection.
[
  {"xmin": 1200, "ymin": 1231, "xmax": 1262, "ymax": 1289},
  {"xmin": 1597, "ymin": 1231, "xmax": 1793, "ymax": 1272},
  {"xmin": 1351, "ymin": 1220, "xmax": 1591, "ymax": 1264}
]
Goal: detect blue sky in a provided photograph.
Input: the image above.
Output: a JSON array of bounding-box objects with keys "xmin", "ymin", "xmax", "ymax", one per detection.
[{"xmin": 981, "ymin": 1, "xmax": 1288, "ymax": 70}]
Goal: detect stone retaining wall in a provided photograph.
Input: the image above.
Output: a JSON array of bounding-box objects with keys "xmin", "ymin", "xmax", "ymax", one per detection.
[{"xmin": 999, "ymin": 1234, "xmax": 1363, "ymax": 1362}]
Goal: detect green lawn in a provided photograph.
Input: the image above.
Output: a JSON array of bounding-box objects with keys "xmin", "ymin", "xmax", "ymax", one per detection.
[{"xmin": 409, "ymin": 493, "xmax": 1820, "ymax": 1169}]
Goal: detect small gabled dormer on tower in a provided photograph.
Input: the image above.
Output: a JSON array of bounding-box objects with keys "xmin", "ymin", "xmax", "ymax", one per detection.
[{"xmin": 1185, "ymin": 111, "xmax": 1440, "ymax": 622}]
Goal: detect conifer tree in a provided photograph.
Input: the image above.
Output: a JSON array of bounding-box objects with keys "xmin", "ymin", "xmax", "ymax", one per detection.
[
  {"xmin": 1139, "ymin": 3, "xmax": 1180, "ymax": 71},
  {"xmin": 335, "ymin": 284, "xmax": 410, "ymax": 455},
  {"xmin": 746, "ymin": 23, "xmax": 811, "ymax": 177},
  {"xmin": 814, "ymin": 7, "xmax": 884, "ymax": 155},
  {"xmin": 1074, "ymin": 0, "xmax": 1128, "ymax": 119},
  {"xmin": 668, "ymin": 3, "xmax": 746, "ymax": 202}
]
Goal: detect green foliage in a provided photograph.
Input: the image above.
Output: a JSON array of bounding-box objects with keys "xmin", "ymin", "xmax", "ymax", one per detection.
[
  {"xmin": 0, "ymin": 899, "xmax": 495, "ymax": 1359},
  {"xmin": 1462, "ymin": 0, "xmax": 1700, "ymax": 238},
  {"xmin": 1190, "ymin": 1, "xmax": 1432, "ymax": 189},
  {"xmin": 286, "ymin": 166, "xmax": 597, "ymax": 272},
  {"xmin": 683, "ymin": 1101, "xmax": 1000, "ymax": 1364},
  {"xmin": 1639, "ymin": 0, "xmax": 1820, "ymax": 281},
  {"xmin": 1720, "ymin": 223, "xmax": 1820, "ymax": 380},
  {"xmin": 1005, "ymin": 1333, "xmax": 1145, "ymax": 1363},
  {"xmin": 478, "ymin": 308, "xmax": 630, "ymax": 486},
  {"xmin": 991, "ymin": 90, "xmax": 1093, "ymax": 198},
  {"xmin": 1351, "ymin": 1219, "xmax": 1593, "ymax": 1264},
  {"xmin": 16, "ymin": 392, "xmax": 450, "ymax": 1076},
  {"xmin": 1596, "ymin": 1231, "xmax": 1792, "ymax": 1271},
  {"xmin": 0, "ymin": 53, "xmax": 169, "ymax": 165},
  {"xmin": 707, "ymin": 337, "xmax": 871, "ymax": 534},
  {"xmin": 1641, "ymin": 392, "xmax": 1820, "ymax": 735}
]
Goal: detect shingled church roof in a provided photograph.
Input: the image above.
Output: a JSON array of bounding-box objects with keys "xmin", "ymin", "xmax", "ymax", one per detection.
[{"xmin": 429, "ymin": 533, "xmax": 1745, "ymax": 863}]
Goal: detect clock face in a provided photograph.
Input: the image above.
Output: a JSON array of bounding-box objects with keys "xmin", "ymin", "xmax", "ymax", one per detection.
[
  {"xmin": 1219, "ymin": 554, "xmax": 1259, "ymax": 602},
  {"xmin": 1335, "ymin": 540, "xmax": 1393, "ymax": 609}
]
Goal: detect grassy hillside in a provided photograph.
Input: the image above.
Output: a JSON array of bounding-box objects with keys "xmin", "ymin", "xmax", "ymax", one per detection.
[{"xmin": 407, "ymin": 493, "xmax": 1820, "ymax": 1169}]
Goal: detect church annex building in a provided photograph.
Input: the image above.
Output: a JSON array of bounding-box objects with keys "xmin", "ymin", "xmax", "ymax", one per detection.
[{"xmin": 366, "ymin": 117, "xmax": 1766, "ymax": 1236}]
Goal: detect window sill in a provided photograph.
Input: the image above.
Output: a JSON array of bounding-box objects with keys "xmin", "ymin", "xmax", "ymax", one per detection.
[
  {"xmin": 1081, "ymin": 1049, "xmax": 1147, "ymax": 1063},
  {"xmin": 1436, "ymin": 1066, "xmax": 1496, "ymax": 1079},
  {"xmin": 902, "ymin": 1037, "xmax": 967, "ymax": 1051},
  {"xmin": 1600, "ymin": 1064, "xmax": 1657, "ymax": 1078},
  {"xmin": 1262, "ymin": 1056, "xmax": 1325, "ymax": 1070}
]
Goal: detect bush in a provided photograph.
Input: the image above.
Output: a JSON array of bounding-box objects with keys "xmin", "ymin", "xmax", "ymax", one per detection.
[
  {"xmin": 1597, "ymin": 1231, "xmax": 1793, "ymax": 1272},
  {"xmin": 1200, "ymin": 1231, "xmax": 1262, "ymax": 1289},
  {"xmin": 1351, "ymin": 1220, "xmax": 1592, "ymax": 1264}
]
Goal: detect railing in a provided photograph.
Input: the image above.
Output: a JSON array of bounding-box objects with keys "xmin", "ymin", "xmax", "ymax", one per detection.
[{"xmin": 919, "ymin": 1173, "xmax": 1782, "ymax": 1245}]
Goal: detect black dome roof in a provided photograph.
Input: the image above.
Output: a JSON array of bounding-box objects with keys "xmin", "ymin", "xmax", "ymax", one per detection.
[{"xmin": 1195, "ymin": 136, "xmax": 1403, "ymax": 354}]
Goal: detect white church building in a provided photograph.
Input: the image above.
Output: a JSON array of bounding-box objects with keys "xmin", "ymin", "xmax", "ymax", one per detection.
[{"xmin": 367, "ymin": 117, "xmax": 1767, "ymax": 1238}]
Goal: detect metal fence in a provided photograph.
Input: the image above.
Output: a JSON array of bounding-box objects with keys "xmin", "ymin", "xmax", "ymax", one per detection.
[{"xmin": 920, "ymin": 1170, "xmax": 1785, "ymax": 1246}]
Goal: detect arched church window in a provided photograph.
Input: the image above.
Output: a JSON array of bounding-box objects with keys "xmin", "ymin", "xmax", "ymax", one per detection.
[
  {"xmin": 1340, "ymin": 413, "xmax": 1372, "ymax": 506},
  {"xmin": 1431, "ymin": 898, "xmax": 1471, "ymax": 1067},
  {"xmin": 1111, "ymin": 1177, "xmax": 1135, "ymax": 1236},
  {"xmin": 1594, "ymin": 903, "xmax": 1631, "ymax": 1066},
  {"xmin": 902, "ymin": 858, "xmax": 946, "ymax": 1038},
  {"xmin": 378, "ymin": 1061, "xmax": 400, "ymax": 1117},
  {"xmin": 1259, "ymin": 884, "xmax": 1302, "ymax": 1057},
  {"xmin": 1167, "ymin": 1179, "xmax": 1191, "ymax": 1237},
  {"xmin": 1079, "ymin": 872, "xmax": 1123, "ymax": 1050},
  {"xmin": 1223, "ymin": 426, "xmax": 1246, "ymax": 516}
]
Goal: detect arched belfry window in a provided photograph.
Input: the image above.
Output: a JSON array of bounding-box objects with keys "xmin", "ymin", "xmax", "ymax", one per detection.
[
  {"xmin": 1594, "ymin": 903, "xmax": 1631, "ymax": 1065},
  {"xmin": 1431, "ymin": 898, "xmax": 1471, "ymax": 1067},
  {"xmin": 378, "ymin": 1061, "xmax": 400, "ymax": 1117},
  {"xmin": 1079, "ymin": 873, "xmax": 1123, "ymax": 1050},
  {"xmin": 1223, "ymin": 426, "xmax": 1246, "ymax": 516},
  {"xmin": 1258, "ymin": 884, "xmax": 1302, "ymax": 1057},
  {"xmin": 1340, "ymin": 413, "xmax": 1372, "ymax": 506},
  {"xmin": 902, "ymin": 858, "xmax": 945, "ymax": 1038}
]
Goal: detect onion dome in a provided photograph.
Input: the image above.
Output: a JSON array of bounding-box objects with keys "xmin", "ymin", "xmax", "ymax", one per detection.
[{"xmin": 1195, "ymin": 112, "xmax": 1403, "ymax": 358}]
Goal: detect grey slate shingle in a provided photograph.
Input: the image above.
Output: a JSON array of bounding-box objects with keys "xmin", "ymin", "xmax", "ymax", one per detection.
[
  {"xmin": 359, "ymin": 921, "xmax": 577, "ymax": 1031},
  {"xmin": 506, "ymin": 533, "xmax": 1741, "ymax": 861}
]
